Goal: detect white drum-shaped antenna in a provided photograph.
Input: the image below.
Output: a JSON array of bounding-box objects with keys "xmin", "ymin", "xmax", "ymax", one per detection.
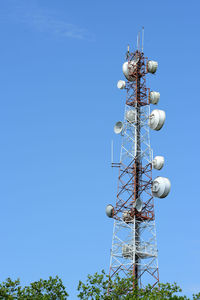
[
  {"xmin": 122, "ymin": 61, "xmax": 136, "ymax": 82},
  {"xmin": 149, "ymin": 109, "xmax": 166, "ymax": 131},
  {"xmin": 114, "ymin": 121, "xmax": 123, "ymax": 134},
  {"xmin": 147, "ymin": 60, "xmax": 158, "ymax": 74},
  {"xmin": 152, "ymin": 177, "xmax": 171, "ymax": 198},
  {"xmin": 152, "ymin": 156, "xmax": 165, "ymax": 170},
  {"xmin": 122, "ymin": 244, "xmax": 133, "ymax": 259},
  {"xmin": 106, "ymin": 204, "xmax": 114, "ymax": 218},
  {"xmin": 117, "ymin": 80, "xmax": 126, "ymax": 89},
  {"xmin": 122, "ymin": 210, "xmax": 129, "ymax": 220},
  {"xmin": 122, "ymin": 210, "xmax": 132, "ymax": 222},
  {"xmin": 135, "ymin": 198, "xmax": 143, "ymax": 212},
  {"xmin": 126, "ymin": 110, "xmax": 136, "ymax": 123},
  {"xmin": 149, "ymin": 91, "xmax": 160, "ymax": 105}
]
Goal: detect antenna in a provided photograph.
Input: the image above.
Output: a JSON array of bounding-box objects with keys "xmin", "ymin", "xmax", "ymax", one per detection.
[
  {"xmin": 137, "ymin": 31, "xmax": 140, "ymax": 50},
  {"xmin": 111, "ymin": 140, "xmax": 113, "ymax": 165},
  {"xmin": 110, "ymin": 140, "xmax": 121, "ymax": 168},
  {"xmin": 142, "ymin": 27, "xmax": 144, "ymax": 52},
  {"xmin": 126, "ymin": 44, "xmax": 130, "ymax": 60}
]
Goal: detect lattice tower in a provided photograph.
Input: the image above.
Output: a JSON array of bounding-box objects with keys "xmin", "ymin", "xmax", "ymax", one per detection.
[{"xmin": 108, "ymin": 48, "xmax": 161, "ymax": 289}]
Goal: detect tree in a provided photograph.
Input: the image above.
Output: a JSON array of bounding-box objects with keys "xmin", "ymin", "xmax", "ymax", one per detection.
[
  {"xmin": 1, "ymin": 272, "xmax": 199, "ymax": 299},
  {"xmin": 0, "ymin": 276, "xmax": 68, "ymax": 299},
  {"xmin": 77, "ymin": 270, "xmax": 200, "ymax": 300}
]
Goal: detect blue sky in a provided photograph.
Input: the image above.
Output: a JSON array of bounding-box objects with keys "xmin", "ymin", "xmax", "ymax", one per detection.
[{"xmin": 0, "ymin": 0, "xmax": 200, "ymax": 298}]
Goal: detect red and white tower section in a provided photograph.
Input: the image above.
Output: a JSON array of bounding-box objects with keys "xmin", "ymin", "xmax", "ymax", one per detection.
[{"xmin": 106, "ymin": 44, "xmax": 171, "ymax": 288}]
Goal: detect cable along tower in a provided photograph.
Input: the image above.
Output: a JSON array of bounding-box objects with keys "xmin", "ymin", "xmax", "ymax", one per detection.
[{"xmin": 106, "ymin": 38, "xmax": 171, "ymax": 289}]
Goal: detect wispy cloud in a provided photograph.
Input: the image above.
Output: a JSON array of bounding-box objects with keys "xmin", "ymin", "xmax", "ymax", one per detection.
[
  {"xmin": 20, "ymin": 12, "xmax": 94, "ymax": 40},
  {"xmin": 0, "ymin": 2, "xmax": 94, "ymax": 41}
]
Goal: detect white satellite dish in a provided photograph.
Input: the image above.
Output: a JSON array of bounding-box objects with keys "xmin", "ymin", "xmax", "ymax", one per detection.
[
  {"xmin": 152, "ymin": 156, "xmax": 164, "ymax": 170},
  {"xmin": 152, "ymin": 177, "xmax": 171, "ymax": 198},
  {"xmin": 135, "ymin": 198, "xmax": 143, "ymax": 212},
  {"xmin": 147, "ymin": 60, "xmax": 158, "ymax": 74},
  {"xmin": 149, "ymin": 109, "xmax": 166, "ymax": 131},
  {"xmin": 149, "ymin": 91, "xmax": 160, "ymax": 105},
  {"xmin": 114, "ymin": 121, "xmax": 123, "ymax": 134},
  {"xmin": 106, "ymin": 204, "xmax": 114, "ymax": 218},
  {"xmin": 126, "ymin": 110, "xmax": 136, "ymax": 123},
  {"xmin": 122, "ymin": 61, "xmax": 136, "ymax": 82},
  {"xmin": 117, "ymin": 80, "xmax": 126, "ymax": 89}
]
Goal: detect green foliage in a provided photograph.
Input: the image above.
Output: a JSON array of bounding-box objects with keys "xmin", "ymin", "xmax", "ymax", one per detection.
[
  {"xmin": 0, "ymin": 272, "xmax": 199, "ymax": 299},
  {"xmin": 0, "ymin": 276, "xmax": 68, "ymax": 299},
  {"xmin": 77, "ymin": 270, "xmax": 200, "ymax": 300}
]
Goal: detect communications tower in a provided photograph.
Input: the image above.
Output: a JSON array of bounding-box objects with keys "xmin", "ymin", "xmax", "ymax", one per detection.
[{"xmin": 106, "ymin": 33, "xmax": 171, "ymax": 289}]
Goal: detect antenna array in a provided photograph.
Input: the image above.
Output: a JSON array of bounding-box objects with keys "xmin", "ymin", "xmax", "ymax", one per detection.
[{"xmin": 106, "ymin": 33, "xmax": 171, "ymax": 290}]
